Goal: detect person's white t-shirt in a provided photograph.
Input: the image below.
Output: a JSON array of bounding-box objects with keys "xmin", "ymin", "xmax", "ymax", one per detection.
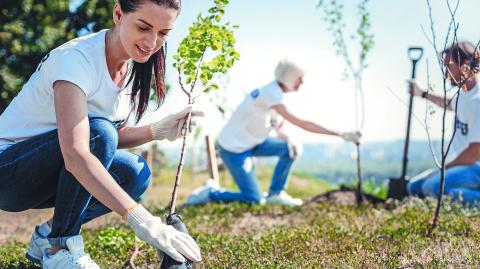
[
  {"xmin": 0, "ymin": 29, "xmax": 132, "ymax": 153},
  {"xmin": 217, "ymin": 81, "xmax": 284, "ymax": 153},
  {"xmin": 450, "ymin": 83, "xmax": 480, "ymax": 158}
]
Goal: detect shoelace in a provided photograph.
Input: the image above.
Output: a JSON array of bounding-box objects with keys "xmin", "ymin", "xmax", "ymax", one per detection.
[{"xmin": 75, "ymin": 254, "xmax": 100, "ymax": 269}]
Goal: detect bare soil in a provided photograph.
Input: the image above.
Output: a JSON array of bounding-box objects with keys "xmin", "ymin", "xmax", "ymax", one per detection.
[{"xmin": 308, "ymin": 185, "xmax": 386, "ymax": 206}]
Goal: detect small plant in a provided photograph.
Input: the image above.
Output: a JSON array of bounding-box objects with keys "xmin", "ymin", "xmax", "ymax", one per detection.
[
  {"xmin": 168, "ymin": 0, "xmax": 240, "ymax": 215},
  {"xmin": 317, "ymin": 0, "xmax": 374, "ymax": 203},
  {"xmin": 159, "ymin": 0, "xmax": 240, "ymax": 267}
]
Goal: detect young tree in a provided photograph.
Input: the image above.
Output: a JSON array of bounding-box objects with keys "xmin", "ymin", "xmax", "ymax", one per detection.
[
  {"xmin": 317, "ymin": 0, "xmax": 374, "ymax": 203},
  {"xmin": 422, "ymin": 0, "xmax": 480, "ymax": 234},
  {"xmin": 160, "ymin": 0, "xmax": 240, "ymax": 267}
]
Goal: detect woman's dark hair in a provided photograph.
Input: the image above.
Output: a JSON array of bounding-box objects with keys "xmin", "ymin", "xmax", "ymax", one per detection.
[
  {"xmin": 443, "ymin": 41, "xmax": 480, "ymax": 74},
  {"xmin": 118, "ymin": 0, "xmax": 181, "ymax": 123}
]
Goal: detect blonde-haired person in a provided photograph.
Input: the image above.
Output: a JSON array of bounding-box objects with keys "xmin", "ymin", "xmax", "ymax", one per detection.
[
  {"xmin": 0, "ymin": 0, "xmax": 203, "ymax": 268},
  {"xmin": 407, "ymin": 41, "xmax": 480, "ymax": 204},
  {"xmin": 187, "ymin": 58, "xmax": 361, "ymax": 206}
]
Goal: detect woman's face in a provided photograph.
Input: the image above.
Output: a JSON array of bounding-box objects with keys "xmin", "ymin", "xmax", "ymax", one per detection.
[
  {"xmin": 291, "ymin": 76, "xmax": 304, "ymax": 91},
  {"xmin": 113, "ymin": 1, "xmax": 178, "ymax": 62},
  {"xmin": 443, "ymin": 52, "xmax": 475, "ymax": 87}
]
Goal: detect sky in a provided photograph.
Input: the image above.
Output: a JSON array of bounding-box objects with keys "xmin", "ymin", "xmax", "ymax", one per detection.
[{"xmin": 74, "ymin": 0, "xmax": 480, "ymax": 145}]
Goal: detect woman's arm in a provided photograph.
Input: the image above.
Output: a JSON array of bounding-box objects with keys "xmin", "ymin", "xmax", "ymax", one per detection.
[
  {"xmin": 272, "ymin": 104, "xmax": 341, "ymax": 136},
  {"xmin": 117, "ymin": 125, "xmax": 153, "ymax": 149},
  {"xmin": 446, "ymin": 143, "xmax": 480, "ymax": 168},
  {"xmin": 54, "ymin": 80, "xmax": 136, "ymax": 216},
  {"xmin": 117, "ymin": 107, "xmax": 204, "ymax": 148},
  {"xmin": 409, "ymin": 80, "xmax": 454, "ymax": 111}
]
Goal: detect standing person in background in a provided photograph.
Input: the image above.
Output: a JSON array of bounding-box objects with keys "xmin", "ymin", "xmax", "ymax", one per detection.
[
  {"xmin": 407, "ymin": 41, "xmax": 480, "ymax": 204},
  {"xmin": 0, "ymin": 1, "xmax": 203, "ymax": 268},
  {"xmin": 187, "ymin": 58, "xmax": 361, "ymax": 207}
]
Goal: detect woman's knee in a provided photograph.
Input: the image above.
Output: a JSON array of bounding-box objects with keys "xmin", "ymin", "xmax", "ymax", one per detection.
[
  {"xmin": 132, "ymin": 156, "xmax": 151, "ymax": 199},
  {"xmin": 113, "ymin": 153, "xmax": 151, "ymax": 200},
  {"xmin": 241, "ymin": 191, "xmax": 264, "ymax": 204},
  {"xmin": 89, "ymin": 117, "xmax": 118, "ymax": 155}
]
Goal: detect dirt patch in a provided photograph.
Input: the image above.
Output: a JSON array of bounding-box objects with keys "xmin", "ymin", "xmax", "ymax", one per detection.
[
  {"xmin": 308, "ymin": 185, "xmax": 386, "ymax": 206},
  {"xmin": 0, "ymin": 182, "xmax": 178, "ymax": 244},
  {"xmin": 0, "ymin": 208, "xmax": 122, "ymax": 244},
  {"xmin": 230, "ymin": 212, "xmax": 304, "ymax": 236}
]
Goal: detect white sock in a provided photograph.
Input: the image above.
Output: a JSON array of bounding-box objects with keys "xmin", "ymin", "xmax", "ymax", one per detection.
[{"xmin": 38, "ymin": 221, "xmax": 52, "ymax": 237}]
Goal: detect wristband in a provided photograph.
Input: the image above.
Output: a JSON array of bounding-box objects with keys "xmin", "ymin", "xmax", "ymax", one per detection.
[
  {"xmin": 421, "ymin": 91, "xmax": 428, "ymax": 99},
  {"xmin": 122, "ymin": 203, "xmax": 142, "ymax": 220}
]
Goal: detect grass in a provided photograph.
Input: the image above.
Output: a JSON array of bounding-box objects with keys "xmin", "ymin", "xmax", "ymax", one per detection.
[{"xmin": 1, "ymin": 166, "xmax": 480, "ymax": 268}]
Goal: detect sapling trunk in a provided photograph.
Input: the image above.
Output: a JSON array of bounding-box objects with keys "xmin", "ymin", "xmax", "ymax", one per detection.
[
  {"xmin": 355, "ymin": 143, "xmax": 364, "ymax": 204},
  {"xmin": 169, "ymin": 99, "xmax": 193, "ymax": 215},
  {"xmin": 160, "ymin": 97, "xmax": 194, "ymax": 269}
]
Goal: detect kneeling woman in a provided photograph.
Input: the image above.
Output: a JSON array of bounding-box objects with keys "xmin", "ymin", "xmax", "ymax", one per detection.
[{"xmin": 0, "ymin": 0, "xmax": 201, "ymax": 268}]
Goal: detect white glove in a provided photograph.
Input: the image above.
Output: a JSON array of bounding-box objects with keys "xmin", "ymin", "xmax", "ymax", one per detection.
[
  {"xmin": 341, "ymin": 131, "xmax": 361, "ymax": 144},
  {"xmin": 286, "ymin": 137, "xmax": 303, "ymax": 159},
  {"xmin": 125, "ymin": 204, "xmax": 201, "ymax": 263},
  {"xmin": 407, "ymin": 79, "xmax": 425, "ymax": 97},
  {"xmin": 150, "ymin": 106, "xmax": 204, "ymax": 141}
]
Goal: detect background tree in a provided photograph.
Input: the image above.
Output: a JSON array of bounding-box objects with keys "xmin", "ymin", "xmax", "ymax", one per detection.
[
  {"xmin": 0, "ymin": 0, "xmax": 72, "ymax": 112},
  {"xmin": 67, "ymin": 0, "xmax": 114, "ymax": 36},
  {"xmin": 317, "ymin": 0, "xmax": 374, "ymax": 203}
]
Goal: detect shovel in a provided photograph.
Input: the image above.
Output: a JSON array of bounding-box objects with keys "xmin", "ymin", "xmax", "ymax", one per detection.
[
  {"xmin": 159, "ymin": 213, "xmax": 194, "ymax": 269},
  {"xmin": 387, "ymin": 46, "xmax": 424, "ymax": 199}
]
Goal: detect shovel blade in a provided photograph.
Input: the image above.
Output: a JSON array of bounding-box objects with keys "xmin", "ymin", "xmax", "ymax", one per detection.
[{"xmin": 387, "ymin": 177, "xmax": 409, "ymax": 200}]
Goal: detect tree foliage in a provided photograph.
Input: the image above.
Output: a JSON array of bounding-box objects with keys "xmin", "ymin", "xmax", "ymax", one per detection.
[
  {"xmin": 0, "ymin": 0, "xmax": 72, "ymax": 112},
  {"xmin": 167, "ymin": 0, "xmax": 240, "ymax": 214},
  {"xmin": 0, "ymin": 0, "xmax": 115, "ymax": 113},
  {"xmin": 173, "ymin": 0, "xmax": 240, "ymax": 95},
  {"xmin": 317, "ymin": 0, "xmax": 374, "ymax": 81}
]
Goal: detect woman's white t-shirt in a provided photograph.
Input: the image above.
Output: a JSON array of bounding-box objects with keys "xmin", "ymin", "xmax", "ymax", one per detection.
[
  {"xmin": 217, "ymin": 81, "xmax": 284, "ymax": 153},
  {"xmin": 450, "ymin": 84, "xmax": 480, "ymax": 158},
  {"xmin": 0, "ymin": 29, "xmax": 132, "ymax": 153}
]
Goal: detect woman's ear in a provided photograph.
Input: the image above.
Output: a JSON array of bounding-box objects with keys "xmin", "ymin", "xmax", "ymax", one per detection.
[{"xmin": 112, "ymin": 3, "xmax": 123, "ymax": 26}]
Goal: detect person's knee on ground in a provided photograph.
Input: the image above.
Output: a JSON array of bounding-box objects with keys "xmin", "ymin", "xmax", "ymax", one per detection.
[
  {"xmin": 406, "ymin": 178, "xmax": 426, "ymax": 198},
  {"xmin": 240, "ymin": 190, "xmax": 265, "ymax": 204}
]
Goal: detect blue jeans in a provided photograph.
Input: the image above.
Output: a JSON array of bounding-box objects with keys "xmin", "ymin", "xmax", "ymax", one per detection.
[
  {"xmin": 407, "ymin": 163, "xmax": 480, "ymax": 203},
  {"xmin": 0, "ymin": 117, "xmax": 151, "ymax": 248},
  {"xmin": 210, "ymin": 138, "xmax": 295, "ymax": 203}
]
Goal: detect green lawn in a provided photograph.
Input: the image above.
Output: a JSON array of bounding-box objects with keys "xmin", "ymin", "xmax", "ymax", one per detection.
[{"xmin": 1, "ymin": 167, "xmax": 480, "ymax": 268}]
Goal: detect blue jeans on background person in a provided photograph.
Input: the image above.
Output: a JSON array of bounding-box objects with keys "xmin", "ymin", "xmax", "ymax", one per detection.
[
  {"xmin": 210, "ymin": 138, "xmax": 295, "ymax": 203},
  {"xmin": 407, "ymin": 163, "xmax": 480, "ymax": 203},
  {"xmin": 0, "ymin": 117, "xmax": 151, "ymax": 248}
]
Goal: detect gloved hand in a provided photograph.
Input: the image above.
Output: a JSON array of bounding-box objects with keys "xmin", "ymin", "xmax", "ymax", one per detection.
[
  {"xmin": 150, "ymin": 106, "xmax": 204, "ymax": 141},
  {"xmin": 407, "ymin": 79, "xmax": 425, "ymax": 97},
  {"xmin": 341, "ymin": 131, "xmax": 361, "ymax": 144},
  {"xmin": 286, "ymin": 137, "xmax": 303, "ymax": 159},
  {"xmin": 125, "ymin": 204, "xmax": 201, "ymax": 263}
]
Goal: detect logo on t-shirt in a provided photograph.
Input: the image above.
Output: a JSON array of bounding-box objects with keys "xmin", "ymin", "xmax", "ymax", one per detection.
[
  {"xmin": 250, "ymin": 89, "xmax": 260, "ymax": 100},
  {"xmin": 455, "ymin": 117, "xmax": 469, "ymax": 135}
]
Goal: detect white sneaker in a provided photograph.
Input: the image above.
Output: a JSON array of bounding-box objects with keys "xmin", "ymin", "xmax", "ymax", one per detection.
[
  {"xmin": 26, "ymin": 225, "xmax": 51, "ymax": 264},
  {"xmin": 42, "ymin": 235, "xmax": 101, "ymax": 269},
  {"xmin": 266, "ymin": 191, "xmax": 303, "ymax": 206},
  {"xmin": 186, "ymin": 178, "xmax": 219, "ymax": 205}
]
